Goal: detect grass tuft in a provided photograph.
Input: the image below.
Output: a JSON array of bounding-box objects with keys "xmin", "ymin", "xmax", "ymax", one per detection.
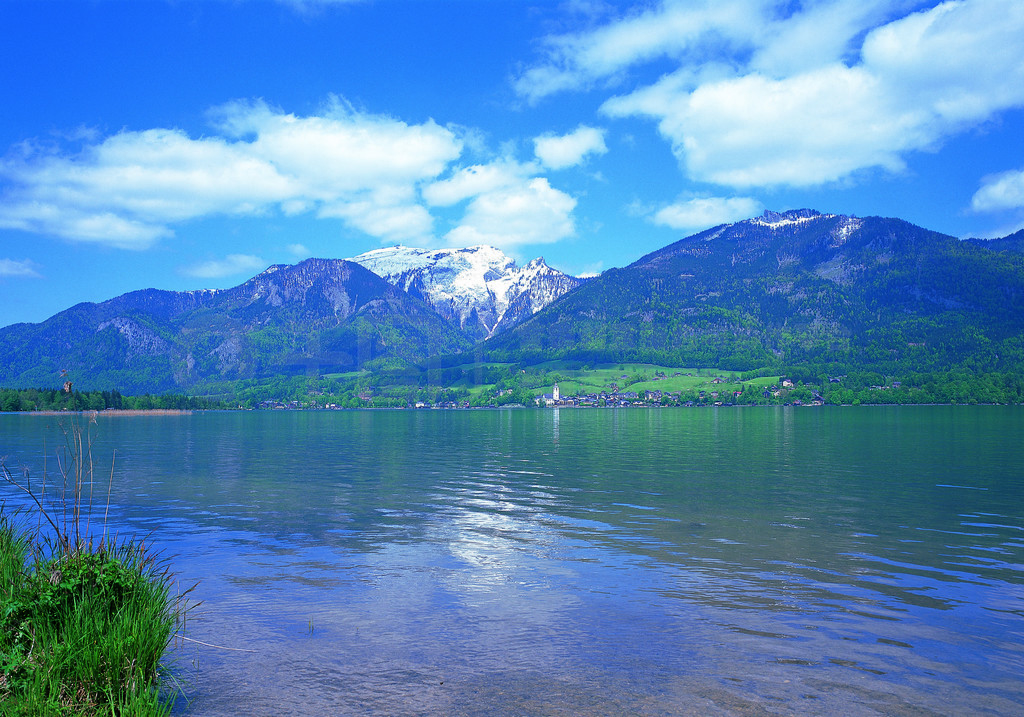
[{"xmin": 1, "ymin": 417, "xmax": 191, "ymax": 715}]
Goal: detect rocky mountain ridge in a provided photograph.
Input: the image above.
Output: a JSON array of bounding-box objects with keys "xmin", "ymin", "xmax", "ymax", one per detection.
[{"xmin": 350, "ymin": 245, "xmax": 584, "ymax": 339}]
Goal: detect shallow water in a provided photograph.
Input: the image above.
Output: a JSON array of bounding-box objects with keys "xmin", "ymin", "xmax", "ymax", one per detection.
[{"xmin": 2, "ymin": 407, "xmax": 1022, "ymax": 715}]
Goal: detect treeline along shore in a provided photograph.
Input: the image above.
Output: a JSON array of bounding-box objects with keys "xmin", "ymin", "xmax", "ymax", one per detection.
[
  {"xmin": 3, "ymin": 363, "xmax": 1023, "ymax": 413},
  {"xmin": 0, "ymin": 387, "xmax": 219, "ymax": 413},
  {"xmin": 28, "ymin": 409, "xmax": 195, "ymax": 417}
]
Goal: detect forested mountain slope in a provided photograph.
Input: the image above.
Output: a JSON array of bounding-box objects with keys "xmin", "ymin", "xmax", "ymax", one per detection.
[
  {"xmin": 486, "ymin": 210, "xmax": 1024, "ymax": 374},
  {"xmin": 0, "ymin": 259, "xmax": 472, "ymax": 392}
]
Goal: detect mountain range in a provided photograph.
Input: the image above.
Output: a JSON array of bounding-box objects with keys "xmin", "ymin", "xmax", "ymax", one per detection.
[
  {"xmin": 0, "ymin": 247, "xmax": 577, "ymax": 392},
  {"xmin": 2, "ymin": 210, "xmax": 1023, "ymax": 393}
]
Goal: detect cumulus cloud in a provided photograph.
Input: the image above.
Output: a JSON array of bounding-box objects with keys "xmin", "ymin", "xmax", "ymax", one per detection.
[
  {"xmin": 0, "ymin": 129, "xmax": 292, "ymax": 248},
  {"xmin": 444, "ymin": 178, "xmax": 577, "ymax": 248},
  {"xmin": 286, "ymin": 243, "xmax": 311, "ymax": 258},
  {"xmin": 516, "ymin": 0, "xmax": 902, "ymax": 101},
  {"xmin": 422, "ymin": 159, "xmax": 536, "ymax": 207},
  {"xmin": 183, "ymin": 254, "xmax": 268, "ymax": 279},
  {"xmin": 605, "ymin": 65, "xmax": 918, "ymax": 187},
  {"xmin": 423, "ymin": 156, "xmax": 581, "ymax": 249},
  {"xmin": 320, "ymin": 198, "xmax": 436, "ymax": 243},
  {"xmin": 213, "ymin": 98, "xmax": 459, "ymax": 198},
  {"xmin": 972, "ymin": 169, "xmax": 1024, "ymax": 212},
  {"xmin": 0, "ymin": 99, "xmax": 462, "ymax": 248},
  {"xmin": 0, "ymin": 258, "xmax": 41, "ymax": 278},
  {"xmin": 513, "ymin": 0, "xmax": 762, "ymax": 103},
  {"xmin": 0, "ymin": 202, "xmax": 172, "ymax": 249},
  {"xmin": 533, "ymin": 126, "xmax": 608, "ymax": 170},
  {"xmin": 751, "ymin": 0, "xmax": 901, "ymax": 77},
  {"xmin": 650, "ymin": 196, "xmax": 762, "ymax": 231},
  {"xmin": 520, "ymin": 0, "xmax": 1024, "ymax": 190},
  {"xmin": 0, "ymin": 95, "xmax": 591, "ymax": 254}
]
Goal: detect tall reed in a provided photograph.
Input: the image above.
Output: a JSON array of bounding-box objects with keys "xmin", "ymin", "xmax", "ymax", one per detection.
[{"xmin": 1, "ymin": 416, "xmax": 192, "ymax": 715}]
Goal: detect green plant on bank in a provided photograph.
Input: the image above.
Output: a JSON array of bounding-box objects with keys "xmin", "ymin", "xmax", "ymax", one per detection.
[{"xmin": 1, "ymin": 417, "xmax": 191, "ymax": 715}]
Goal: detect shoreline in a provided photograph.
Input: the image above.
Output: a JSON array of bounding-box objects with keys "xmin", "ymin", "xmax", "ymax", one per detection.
[
  {"xmin": 3, "ymin": 403, "xmax": 1016, "ymax": 418},
  {"xmin": 20, "ymin": 409, "xmax": 194, "ymax": 417}
]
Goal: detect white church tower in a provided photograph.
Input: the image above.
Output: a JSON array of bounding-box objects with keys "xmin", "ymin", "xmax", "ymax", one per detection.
[{"xmin": 553, "ymin": 383, "xmax": 560, "ymax": 402}]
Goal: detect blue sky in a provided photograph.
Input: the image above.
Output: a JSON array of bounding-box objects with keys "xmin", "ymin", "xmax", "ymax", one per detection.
[{"xmin": 2, "ymin": 0, "xmax": 1023, "ymax": 329}]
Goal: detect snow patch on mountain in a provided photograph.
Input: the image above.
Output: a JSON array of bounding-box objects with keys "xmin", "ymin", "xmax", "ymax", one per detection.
[
  {"xmin": 350, "ymin": 245, "xmax": 583, "ymax": 339},
  {"xmin": 751, "ymin": 209, "xmax": 833, "ymax": 229},
  {"xmin": 829, "ymin": 216, "xmax": 864, "ymax": 246}
]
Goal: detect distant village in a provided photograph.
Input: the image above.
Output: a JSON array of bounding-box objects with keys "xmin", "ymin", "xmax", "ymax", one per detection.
[
  {"xmin": 255, "ymin": 375, "xmax": 840, "ymax": 411},
  {"xmin": 533, "ymin": 378, "xmax": 827, "ymax": 409}
]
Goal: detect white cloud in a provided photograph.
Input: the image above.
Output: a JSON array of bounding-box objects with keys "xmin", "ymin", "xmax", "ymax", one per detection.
[
  {"xmin": 514, "ymin": 0, "xmax": 765, "ymax": 104},
  {"xmin": 606, "ymin": 65, "xmax": 919, "ymax": 187},
  {"xmin": 320, "ymin": 198, "xmax": 435, "ymax": 243},
  {"xmin": 522, "ymin": 0, "xmax": 1024, "ymax": 190},
  {"xmin": 533, "ymin": 126, "xmax": 608, "ymax": 170},
  {"xmin": 574, "ymin": 260, "xmax": 604, "ymax": 278},
  {"xmin": 0, "ymin": 97, "xmax": 587, "ymax": 254},
  {"xmin": 0, "ymin": 258, "xmax": 41, "ymax": 278},
  {"xmin": 444, "ymin": 178, "xmax": 577, "ymax": 249},
  {"xmin": 751, "ymin": 0, "xmax": 903, "ymax": 77},
  {"xmin": 860, "ymin": 0, "xmax": 1024, "ymax": 124},
  {"xmin": 422, "ymin": 159, "xmax": 535, "ymax": 207},
  {"xmin": 515, "ymin": 0, "xmax": 906, "ymax": 101},
  {"xmin": 651, "ymin": 196, "xmax": 762, "ymax": 231},
  {"xmin": 0, "ymin": 99, "xmax": 462, "ymax": 248},
  {"xmin": 972, "ymin": 169, "xmax": 1024, "ymax": 212},
  {"xmin": 425, "ymin": 157, "xmax": 585, "ymax": 250},
  {"xmin": 184, "ymin": 254, "xmax": 268, "ymax": 279},
  {"xmin": 287, "ymin": 243, "xmax": 311, "ymax": 258},
  {"xmin": 0, "ymin": 129, "xmax": 293, "ymax": 247},
  {"xmin": 214, "ymin": 98, "xmax": 460, "ymax": 198},
  {"xmin": 0, "ymin": 201, "xmax": 172, "ymax": 249}
]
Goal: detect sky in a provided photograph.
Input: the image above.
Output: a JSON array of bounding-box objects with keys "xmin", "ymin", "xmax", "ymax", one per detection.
[{"xmin": 2, "ymin": 0, "xmax": 1023, "ymax": 329}]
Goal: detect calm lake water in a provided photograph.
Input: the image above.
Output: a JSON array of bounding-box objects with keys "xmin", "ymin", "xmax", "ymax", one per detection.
[{"xmin": 2, "ymin": 407, "xmax": 1023, "ymax": 716}]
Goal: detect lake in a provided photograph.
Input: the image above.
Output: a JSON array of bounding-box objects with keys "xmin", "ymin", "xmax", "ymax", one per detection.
[{"xmin": 1, "ymin": 407, "xmax": 1023, "ymax": 715}]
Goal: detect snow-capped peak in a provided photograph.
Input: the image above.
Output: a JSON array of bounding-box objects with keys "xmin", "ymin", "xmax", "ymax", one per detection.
[
  {"xmin": 349, "ymin": 245, "xmax": 582, "ymax": 339},
  {"xmin": 353, "ymin": 245, "xmax": 514, "ymax": 278}
]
